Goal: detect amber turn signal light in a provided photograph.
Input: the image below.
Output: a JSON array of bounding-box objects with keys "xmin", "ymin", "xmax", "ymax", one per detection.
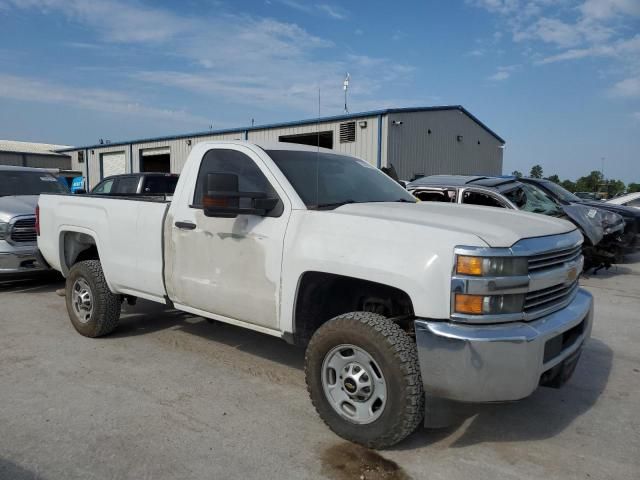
[
  {"xmin": 456, "ymin": 256, "xmax": 483, "ymax": 276},
  {"xmin": 454, "ymin": 294, "xmax": 484, "ymax": 315}
]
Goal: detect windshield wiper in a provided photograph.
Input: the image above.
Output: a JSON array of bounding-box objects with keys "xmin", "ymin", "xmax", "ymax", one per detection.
[{"xmin": 309, "ymin": 200, "xmax": 357, "ymax": 210}]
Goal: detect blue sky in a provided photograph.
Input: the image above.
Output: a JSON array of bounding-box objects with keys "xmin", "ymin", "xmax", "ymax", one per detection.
[{"xmin": 0, "ymin": 0, "xmax": 639, "ymax": 182}]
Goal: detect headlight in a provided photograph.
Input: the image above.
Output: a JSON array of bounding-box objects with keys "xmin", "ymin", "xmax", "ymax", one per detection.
[
  {"xmin": 0, "ymin": 221, "xmax": 9, "ymax": 240},
  {"xmin": 456, "ymin": 255, "xmax": 528, "ymax": 276},
  {"xmin": 454, "ymin": 293, "xmax": 525, "ymax": 315}
]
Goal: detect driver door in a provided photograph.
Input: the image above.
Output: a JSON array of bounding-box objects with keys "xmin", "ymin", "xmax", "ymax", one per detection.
[{"xmin": 165, "ymin": 147, "xmax": 289, "ymax": 330}]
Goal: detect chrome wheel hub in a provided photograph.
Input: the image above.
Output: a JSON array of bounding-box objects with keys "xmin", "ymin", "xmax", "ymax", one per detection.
[
  {"xmin": 71, "ymin": 278, "xmax": 93, "ymax": 324},
  {"xmin": 321, "ymin": 344, "xmax": 387, "ymax": 425}
]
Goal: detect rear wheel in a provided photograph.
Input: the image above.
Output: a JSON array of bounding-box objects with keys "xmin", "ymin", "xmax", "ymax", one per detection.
[
  {"xmin": 65, "ymin": 260, "xmax": 121, "ymax": 337},
  {"xmin": 305, "ymin": 312, "xmax": 424, "ymax": 449}
]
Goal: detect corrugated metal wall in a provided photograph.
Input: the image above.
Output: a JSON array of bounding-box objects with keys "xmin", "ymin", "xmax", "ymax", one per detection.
[
  {"xmin": 86, "ymin": 145, "xmax": 129, "ymax": 189},
  {"xmin": 0, "ymin": 152, "xmax": 71, "ymax": 169},
  {"xmin": 246, "ymin": 115, "xmax": 381, "ymax": 166},
  {"xmin": 131, "ymin": 132, "xmax": 244, "ymax": 173},
  {"xmin": 385, "ymin": 110, "xmax": 503, "ymax": 180}
]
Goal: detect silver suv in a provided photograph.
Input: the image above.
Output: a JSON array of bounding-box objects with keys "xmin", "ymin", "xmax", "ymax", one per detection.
[{"xmin": 0, "ymin": 166, "xmax": 68, "ymax": 277}]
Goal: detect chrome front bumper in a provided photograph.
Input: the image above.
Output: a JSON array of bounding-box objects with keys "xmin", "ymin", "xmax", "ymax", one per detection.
[
  {"xmin": 415, "ymin": 288, "xmax": 593, "ymax": 402},
  {"xmin": 0, "ymin": 247, "xmax": 49, "ymax": 275}
]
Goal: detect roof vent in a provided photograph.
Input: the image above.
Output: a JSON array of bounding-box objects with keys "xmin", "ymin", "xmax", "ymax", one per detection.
[{"xmin": 339, "ymin": 121, "xmax": 356, "ymax": 143}]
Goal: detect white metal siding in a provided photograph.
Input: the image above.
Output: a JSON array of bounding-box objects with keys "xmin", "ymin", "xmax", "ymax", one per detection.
[
  {"xmin": 386, "ymin": 110, "xmax": 503, "ymax": 180},
  {"xmin": 131, "ymin": 132, "xmax": 244, "ymax": 174},
  {"xmin": 87, "ymin": 145, "xmax": 131, "ymax": 188},
  {"xmin": 247, "ymin": 115, "xmax": 380, "ymax": 166}
]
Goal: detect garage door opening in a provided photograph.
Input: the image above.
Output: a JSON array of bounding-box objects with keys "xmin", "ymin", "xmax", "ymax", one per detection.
[
  {"xmin": 140, "ymin": 147, "xmax": 171, "ymax": 173},
  {"xmin": 279, "ymin": 131, "xmax": 333, "ymax": 149},
  {"xmin": 100, "ymin": 151, "xmax": 126, "ymax": 179}
]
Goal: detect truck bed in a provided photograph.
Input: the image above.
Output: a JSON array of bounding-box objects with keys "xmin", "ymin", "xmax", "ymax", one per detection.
[{"xmin": 38, "ymin": 193, "xmax": 169, "ymax": 302}]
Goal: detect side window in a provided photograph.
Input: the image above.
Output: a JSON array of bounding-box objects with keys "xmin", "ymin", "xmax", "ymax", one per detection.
[
  {"xmin": 115, "ymin": 176, "xmax": 140, "ymax": 194},
  {"xmin": 93, "ymin": 179, "xmax": 114, "ymax": 194},
  {"xmin": 193, "ymin": 149, "xmax": 277, "ymax": 208},
  {"xmin": 462, "ymin": 190, "xmax": 506, "ymax": 208},
  {"xmin": 627, "ymin": 198, "xmax": 640, "ymax": 207},
  {"xmin": 414, "ymin": 189, "xmax": 456, "ymax": 202}
]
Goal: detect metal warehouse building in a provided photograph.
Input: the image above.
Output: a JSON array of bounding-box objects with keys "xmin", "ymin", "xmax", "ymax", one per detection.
[
  {"xmin": 59, "ymin": 105, "xmax": 505, "ymax": 190},
  {"xmin": 0, "ymin": 140, "xmax": 73, "ymax": 170}
]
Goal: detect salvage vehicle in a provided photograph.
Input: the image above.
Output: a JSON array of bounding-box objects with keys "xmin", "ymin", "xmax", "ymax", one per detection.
[
  {"xmin": 38, "ymin": 141, "xmax": 593, "ymax": 448},
  {"xmin": 607, "ymin": 192, "xmax": 640, "ymax": 210},
  {"xmin": 520, "ymin": 178, "xmax": 639, "ymax": 252},
  {"xmin": 0, "ymin": 165, "xmax": 68, "ymax": 278},
  {"xmin": 89, "ymin": 172, "xmax": 179, "ymax": 196},
  {"xmin": 407, "ymin": 175, "xmax": 624, "ymax": 270}
]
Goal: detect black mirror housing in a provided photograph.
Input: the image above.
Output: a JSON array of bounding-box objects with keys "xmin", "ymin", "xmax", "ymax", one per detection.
[{"xmin": 203, "ymin": 172, "xmax": 278, "ymax": 218}]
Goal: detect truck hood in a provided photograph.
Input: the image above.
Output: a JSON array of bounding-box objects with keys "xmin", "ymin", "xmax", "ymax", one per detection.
[
  {"xmin": 333, "ymin": 202, "xmax": 576, "ymax": 248},
  {"xmin": 0, "ymin": 195, "xmax": 39, "ymax": 222}
]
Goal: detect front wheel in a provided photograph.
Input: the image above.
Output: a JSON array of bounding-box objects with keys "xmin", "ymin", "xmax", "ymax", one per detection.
[
  {"xmin": 305, "ymin": 312, "xmax": 424, "ymax": 449},
  {"xmin": 65, "ymin": 260, "xmax": 121, "ymax": 337}
]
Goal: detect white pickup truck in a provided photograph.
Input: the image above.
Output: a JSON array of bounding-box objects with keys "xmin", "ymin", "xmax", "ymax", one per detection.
[{"xmin": 38, "ymin": 141, "xmax": 593, "ymax": 448}]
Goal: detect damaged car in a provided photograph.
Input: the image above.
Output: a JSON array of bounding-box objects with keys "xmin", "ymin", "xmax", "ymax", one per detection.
[
  {"xmin": 519, "ymin": 177, "xmax": 640, "ymax": 254},
  {"xmin": 407, "ymin": 175, "xmax": 626, "ymax": 270}
]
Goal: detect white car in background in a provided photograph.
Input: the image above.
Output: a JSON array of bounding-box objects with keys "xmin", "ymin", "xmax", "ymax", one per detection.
[{"xmin": 607, "ymin": 192, "xmax": 640, "ymax": 210}]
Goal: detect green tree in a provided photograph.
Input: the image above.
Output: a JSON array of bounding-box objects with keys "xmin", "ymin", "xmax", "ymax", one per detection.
[
  {"xmin": 546, "ymin": 174, "xmax": 560, "ymax": 184},
  {"xmin": 511, "ymin": 170, "xmax": 523, "ymax": 178},
  {"xmin": 530, "ymin": 164, "xmax": 543, "ymax": 178},
  {"xmin": 606, "ymin": 179, "xmax": 625, "ymax": 197},
  {"xmin": 575, "ymin": 170, "xmax": 603, "ymax": 192},
  {"xmin": 561, "ymin": 180, "xmax": 577, "ymax": 192},
  {"xmin": 628, "ymin": 183, "xmax": 640, "ymax": 193}
]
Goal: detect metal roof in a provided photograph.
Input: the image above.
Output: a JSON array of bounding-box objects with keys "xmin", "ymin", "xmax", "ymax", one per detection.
[
  {"xmin": 0, "ymin": 140, "xmax": 72, "ymax": 156},
  {"xmin": 56, "ymin": 105, "xmax": 505, "ymax": 153},
  {"xmin": 408, "ymin": 174, "xmax": 517, "ymax": 189}
]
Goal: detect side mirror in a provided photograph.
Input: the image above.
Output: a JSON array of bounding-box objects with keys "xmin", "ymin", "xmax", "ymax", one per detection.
[{"xmin": 203, "ymin": 172, "xmax": 278, "ymax": 218}]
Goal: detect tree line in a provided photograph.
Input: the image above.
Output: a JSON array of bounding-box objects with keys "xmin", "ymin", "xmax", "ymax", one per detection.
[{"xmin": 511, "ymin": 165, "xmax": 640, "ymax": 196}]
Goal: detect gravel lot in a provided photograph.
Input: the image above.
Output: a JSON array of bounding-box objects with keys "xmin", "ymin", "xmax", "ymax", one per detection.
[{"xmin": 1, "ymin": 256, "xmax": 639, "ymax": 480}]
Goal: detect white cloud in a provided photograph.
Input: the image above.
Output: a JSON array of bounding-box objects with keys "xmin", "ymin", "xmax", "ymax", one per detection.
[
  {"xmin": 275, "ymin": 0, "xmax": 348, "ymax": 19},
  {"xmin": 0, "ymin": 0, "xmax": 419, "ymax": 118},
  {"xmin": 317, "ymin": 4, "xmax": 347, "ymax": 20},
  {"xmin": 471, "ymin": 0, "xmax": 640, "ymax": 102},
  {"xmin": 0, "ymin": 74, "xmax": 210, "ymax": 125},
  {"xmin": 488, "ymin": 65, "xmax": 519, "ymax": 81},
  {"xmin": 580, "ymin": 0, "xmax": 640, "ymax": 20},
  {"xmin": 609, "ymin": 77, "xmax": 640, "ymax": 97}
]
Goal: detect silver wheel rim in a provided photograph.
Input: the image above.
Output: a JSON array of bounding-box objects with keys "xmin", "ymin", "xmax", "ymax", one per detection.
[
  {"xmin": 321, "ymin": 344, "xmax": 387, "ymax": 425},
  {"xmin": 71, "ymin": 278, "xmax": 93, "ymax": 324}
]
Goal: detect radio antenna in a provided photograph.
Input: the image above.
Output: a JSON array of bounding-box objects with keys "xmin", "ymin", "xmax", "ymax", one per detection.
[{"xmin": 343, "ymin": 73, "xmax": 350, "ymax": 114}]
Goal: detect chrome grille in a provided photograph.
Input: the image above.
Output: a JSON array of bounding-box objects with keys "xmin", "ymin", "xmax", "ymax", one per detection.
[
  {"xmin": 10, "ymin": 217, "xmax": 37, "ymax": 243},
  {"xmin": 524, "ymin": 281, "xmax": 579, "ymax": 313},
  {"xmin": 528, "ymin": 245, "xmax": 582, "ymax": 272}
]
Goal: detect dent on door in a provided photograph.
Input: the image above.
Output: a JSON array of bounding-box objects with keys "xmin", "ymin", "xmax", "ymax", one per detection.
[{"xmin": 164, "ymin": 209, "xmax": 280, "ymax": 328}]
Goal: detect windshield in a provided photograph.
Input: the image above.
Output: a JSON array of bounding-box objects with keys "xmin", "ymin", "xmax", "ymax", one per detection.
[
  {"xmin": 266, "ymin": 150, "xmax": 416, "ymax": 209},
  {"xmin": 537, "ymin": 180, "xmax": 581, "ymax": 203},
  {"xmin": 503, "ymin": 183, "xmax": 564, "ymax": 216},
  {"xmin": 0, "ymin": 171, "xmax": 69, "ymax": 196}
]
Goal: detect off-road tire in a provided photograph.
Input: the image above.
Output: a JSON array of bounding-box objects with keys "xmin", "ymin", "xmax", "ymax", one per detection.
[
  {"xmin": 305, "ymin": 312, "xmax": 424, "ymax": 449},
  {"xmin": 65, "ymin": 260, "xmax": 121, "ymax": 337}
]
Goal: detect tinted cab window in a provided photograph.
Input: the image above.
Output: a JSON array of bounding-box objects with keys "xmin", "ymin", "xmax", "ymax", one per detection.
[
  {"xmin": 193, "ymin": 149, "xmax": 277, "ymax": 208},
  {"xmin": 114, "ymin": 176, "xmax": 140, "ymax": 194}
]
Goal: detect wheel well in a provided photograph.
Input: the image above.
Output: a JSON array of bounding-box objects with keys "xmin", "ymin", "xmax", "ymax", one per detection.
[
  {"xmin": 293, "ymin": 272, "xmax": 414, "ymax": 346},
  {"xmin": 62, "ymin": 231, "xmax": 100, "ymax": 273}
]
